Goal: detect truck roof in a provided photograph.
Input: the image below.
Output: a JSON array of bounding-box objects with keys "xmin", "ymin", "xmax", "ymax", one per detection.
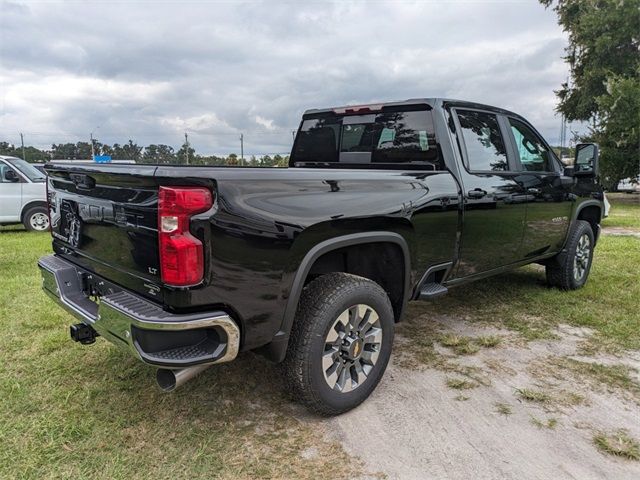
[{"xmin": 303, "ymin": 98, "xmax": 524, "ymax": 120}]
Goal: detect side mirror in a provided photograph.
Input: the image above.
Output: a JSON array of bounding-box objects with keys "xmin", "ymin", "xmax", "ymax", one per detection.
[
  {"xmin": 4, "ymin": 169, "xmax": 19, "ymax": 183},
  {"xmin": 574, "ymin": 143, "xmax": 599, "ymax": 177}
]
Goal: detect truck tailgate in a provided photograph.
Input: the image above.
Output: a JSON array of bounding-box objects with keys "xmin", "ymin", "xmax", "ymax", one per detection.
[{"xmin": 46, "ymin": 164, "xmax": 162, "ymax": 301}]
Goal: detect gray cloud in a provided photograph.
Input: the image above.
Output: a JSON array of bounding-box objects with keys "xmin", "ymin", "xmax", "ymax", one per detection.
[{"xmin": 0, "ymin": 0, "xmax": 577, "ymax": 155}]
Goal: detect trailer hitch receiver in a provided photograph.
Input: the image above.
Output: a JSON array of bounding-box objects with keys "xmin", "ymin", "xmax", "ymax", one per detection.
[{"xmin": 70, "ymin": 323, "xmax": 99, "ymax": 345}]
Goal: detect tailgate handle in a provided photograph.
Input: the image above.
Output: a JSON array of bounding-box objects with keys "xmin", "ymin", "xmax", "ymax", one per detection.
[{"xmin": 70, "ymin": 173, "xmax": 96, "ymax": 189}]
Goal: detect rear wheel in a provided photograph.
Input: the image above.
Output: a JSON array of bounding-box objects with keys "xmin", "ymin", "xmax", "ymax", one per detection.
[
  {"xmin": 23, "ymin": 206, "xmax": 50, "ymax": 232},
  {"xmin": 282, "ymin": 273, "xmax": 394, "ymax": 415},
  {"xmin": 546, "ymin": 220, "xmax": 594, "ymax": 290}
]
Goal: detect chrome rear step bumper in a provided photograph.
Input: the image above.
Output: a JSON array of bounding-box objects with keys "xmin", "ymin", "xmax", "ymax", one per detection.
[{"xmin": 38, "ymin": 254, "xmax": 240, "ymax": 368}]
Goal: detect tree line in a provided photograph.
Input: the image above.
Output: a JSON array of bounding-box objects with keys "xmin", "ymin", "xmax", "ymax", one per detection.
[
  {"xmin": 0, "ymin": 139, "xmax": 289, "ymax": 167},
  {"xmin": 541, "ymin": 0, "xmax": 639, "ymax": 190}
]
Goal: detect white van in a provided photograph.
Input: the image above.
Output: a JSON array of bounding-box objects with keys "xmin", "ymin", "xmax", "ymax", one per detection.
[{"xmin": 0, "ymin": 156, "xmax": 49, "ymax": 231}]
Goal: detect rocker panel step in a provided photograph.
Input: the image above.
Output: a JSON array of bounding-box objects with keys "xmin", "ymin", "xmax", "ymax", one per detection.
[{"xmin": 418, "ymin": 282, "xmax": 449, "ymax": 300}]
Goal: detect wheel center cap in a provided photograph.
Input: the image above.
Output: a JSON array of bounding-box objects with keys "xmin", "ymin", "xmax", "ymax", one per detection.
[
  {"xmin": 353, "ymin": 339, "xmax": 362, "ymax": 358},
  {"xmin": 343, "ymin": 336, "xmax": 364, "ymax": 360}
]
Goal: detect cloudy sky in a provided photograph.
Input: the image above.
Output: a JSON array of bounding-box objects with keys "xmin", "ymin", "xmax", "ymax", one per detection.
[{"xmin": 1, "ymin": 0, "xmax": 574, "ymax": 156}]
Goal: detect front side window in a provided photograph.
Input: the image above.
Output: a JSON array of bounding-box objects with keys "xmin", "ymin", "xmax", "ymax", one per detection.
[
  {"xmin": 5, "ymin": 157, "xmax": 46, "ymax": 182},
  {"xmin": 292, "ymin": 107, "xmax": 443, "ymax": 169},
  {"xmin": 456, "ymin": 110, "xmax": 509, "ymax": 172},
  {"xmin": 509, "ymin": 118, "xmax": 556, "ymax": 172},
  {"xmin": 0, "ymin": 163, "xmax": 20, "ymax": 183}
]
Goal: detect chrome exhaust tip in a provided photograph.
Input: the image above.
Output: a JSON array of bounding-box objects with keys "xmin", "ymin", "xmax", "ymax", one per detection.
[{"xmin": 156, "ymin": 364, "xmax": 212, "ymax": 392}]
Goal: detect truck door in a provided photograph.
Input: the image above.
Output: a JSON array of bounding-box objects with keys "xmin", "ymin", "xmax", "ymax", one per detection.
[
  {"xmin": 0, "ymin": 162, "xmax": 23, "ymax": 223},
  {"xmin": 506, "ymin": 117, "xmax": 574, "ymax": 257},
  {"xmin": 451, "ymin": 108, "xmax": 527, "ymax": 277}
]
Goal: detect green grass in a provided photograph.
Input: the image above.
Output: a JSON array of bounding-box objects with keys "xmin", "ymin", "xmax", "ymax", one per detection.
[
  {"xmin": 475, "ymin": 336, "xmax": 501, "ymax": 348},
  {"xmin": 446, "ymin": 377, "xmax": 478, "ymax": 390},
  {"xmin": 603, "ymin": 193, "xmax": 640, "ymax": 230},
  {"xmin": 494, "ymin": 402, "xmax": 512, "ymax": 416},
  {"xmin": 593, "ymin": 430, "xmax": 640, "ymax": 460},
  {"xmin": 439, "ymin": 334, "xmax": 479, "ymax": 355},
  {"xmin": 553, "ymin": 358, "xmax": 640, "ymax": 398},
  {"xmin": 438, "ymin": 334, "xmax": 501, "ymax": 355},
  {"xmin": 530, "ymin": 417, "xmax": 558, "ymax": 430},
  {"xmin": 400, "ymin": 235, "xmax": 640, "ymax": 352},
  {"xmin": 516, "ymin": 388, "xmax": 551, "ymax": 403},
  {"xmin": 0, "ymin": 228, "xmax": 359, "ymax": 479}
]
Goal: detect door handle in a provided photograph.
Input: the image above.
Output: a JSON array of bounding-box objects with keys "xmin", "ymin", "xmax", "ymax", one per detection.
[
  {"xmin": 467, "ymin": 188, "xmax": 487, "ymax": 199},
  {"xmin": 527, "ymin": 188, "xmax": 541, "ymax": 195}
]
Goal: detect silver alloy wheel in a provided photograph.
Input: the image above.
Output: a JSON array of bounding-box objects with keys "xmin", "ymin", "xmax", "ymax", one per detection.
[
  {"xmin": 29, "ymin": 212, "xmax": 50, "ymax": 231},
  {"xmin": 322, "ymin": 304, "xmax": 383, "ymax": 393},
  {"xmin": 573, "ymin": 233, "xmax": 591, "ymax": 281}
]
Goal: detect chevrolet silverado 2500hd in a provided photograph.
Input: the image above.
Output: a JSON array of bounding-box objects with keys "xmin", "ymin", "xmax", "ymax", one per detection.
[{"xmin": 38, "ymin": 98, "xmax": 604, "ymax": 414}]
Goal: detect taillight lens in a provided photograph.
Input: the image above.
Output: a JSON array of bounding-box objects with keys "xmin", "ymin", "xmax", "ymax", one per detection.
[{"xmin": 158, "ymin": 186, "xmax": 213, "ymax": 286}]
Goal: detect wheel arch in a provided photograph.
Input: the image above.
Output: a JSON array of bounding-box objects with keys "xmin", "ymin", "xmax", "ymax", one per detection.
[
  {"xmin": 265, "ymin": 232, "xmax": 412, "ymax": 363},
  {"xmin": 574, "ymin": 201, "xmax": 602, "ymax": 245},
  {"xmin": 21, "ymin": 200, "xmax": 48, "ymax": 223}
]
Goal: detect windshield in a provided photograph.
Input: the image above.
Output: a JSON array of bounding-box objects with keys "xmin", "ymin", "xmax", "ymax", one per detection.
[
  {"xmin": 291, "ymin": 106, "xmax": 443, "ymax": 169},
  {"xmin": 5, "ymin": 157, "xmax": 46, "ymax": 182}
]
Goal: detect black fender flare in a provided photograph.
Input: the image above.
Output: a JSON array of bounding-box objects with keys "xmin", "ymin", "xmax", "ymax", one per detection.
[
  {"xmin": 267, "ymin": 231, "xmax": 412, "ymax": 362},
  {"xmin": 572, "ymin": 199, "xmax": 602, "ymax": 223},
  {"xmin": 574, "ymin": 199, "xmax": 603, "ymax": 241}
]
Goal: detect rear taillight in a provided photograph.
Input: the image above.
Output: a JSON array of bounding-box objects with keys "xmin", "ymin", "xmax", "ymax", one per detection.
[{"xmin": 158, "ymin": 186, "xmax": 213, "ymax": 286}]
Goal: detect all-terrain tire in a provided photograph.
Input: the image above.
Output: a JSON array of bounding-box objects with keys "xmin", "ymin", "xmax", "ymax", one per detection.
[
  {"xmin": 546, "ymin": 220, "xmax": 595, "ymax": 290},
  {"xmin": 22, "ymin": 206, "xmax": 50, "ymax": 232},
  {"xmin": 281, "ymin": 273, "xmax": 395, "ymax": 416}
]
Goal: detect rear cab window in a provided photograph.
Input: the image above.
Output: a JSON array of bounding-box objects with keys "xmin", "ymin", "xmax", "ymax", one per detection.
[
  {"xmin": 291, "ymin": 105, "xmax": 444, "ymax": 170},
  {"xmin": 455, "ymin": 110, "xmax": 510, "ymax": 172}
]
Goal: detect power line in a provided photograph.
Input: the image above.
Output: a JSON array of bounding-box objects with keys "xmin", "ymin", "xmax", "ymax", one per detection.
[{"xmin": 4, "ymin": 128, "xmax": 297, "ymax": 137}]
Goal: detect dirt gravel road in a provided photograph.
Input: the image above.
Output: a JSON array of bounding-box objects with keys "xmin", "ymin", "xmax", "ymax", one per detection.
[{"xmin": 307, "ymin": 322, "xmax": 640, "ymax": 479}]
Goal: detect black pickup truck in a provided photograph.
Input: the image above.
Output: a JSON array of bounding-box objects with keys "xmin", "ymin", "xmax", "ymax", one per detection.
[{"xmin": 39, "ymin": 98, "xmax": 604, "ymax": 415}]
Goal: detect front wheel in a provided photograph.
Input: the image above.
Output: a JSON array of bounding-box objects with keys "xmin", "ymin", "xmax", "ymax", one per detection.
[
  {"xmin": 23, "ymin": 206, "xmax": 50, "ymax": 232},
  {"xmin": 282, "ymin": 273, "xmax": 394, "ymax": 415},
  {"xmin": 546, "ymin": 220, "xmax": 595, "ymax": 290}
]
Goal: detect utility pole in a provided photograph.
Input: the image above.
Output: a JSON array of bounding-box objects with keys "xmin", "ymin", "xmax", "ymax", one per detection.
[
  {"xmin": 559, "ymin": 113, "xmax": 565, "ymax": 157},
  {"xmin": 184, "ymin": 132, "xmax": 190, "ymax": 165},
  {"xmin": 20, "ymin": 133, "xmax": 26, "ymax": 161},
  {"xmin": 291, "ymin": 130, "xmax": 296, "ymax": 144},
  {"xmin": 240, "ymin": 133, "xmax": 244, "ymax": 166},
  {"xmin": 90, "ymin": 125, "xmax": 100, "ymax": 160}
]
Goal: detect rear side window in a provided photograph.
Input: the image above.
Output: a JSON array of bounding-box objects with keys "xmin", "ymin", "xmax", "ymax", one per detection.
[
  {"xmin": 292, "ymin": 107, "xmax": 443, "ymax": 169},
  {"xmin": 509, "ymin": 118, "xmax": 557, "ymax": 172},
  {"xmin": 456, "ymin": 110, "xmax": 509, "ymax": 172}
]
